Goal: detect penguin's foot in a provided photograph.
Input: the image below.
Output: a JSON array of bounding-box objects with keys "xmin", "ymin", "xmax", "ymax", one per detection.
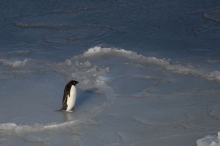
[
  {"xmin": 67, "ymin": 110, "xmax": 73, "ymax": 113},
  {"xmin": 66, "ymin": 107, "xmax": 77, "ymax": 113}
]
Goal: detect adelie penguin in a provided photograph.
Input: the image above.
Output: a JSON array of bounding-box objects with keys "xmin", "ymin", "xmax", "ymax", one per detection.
[{"xmin": 59, "ymin": 80, "xmax": 79, "ymax": 112}]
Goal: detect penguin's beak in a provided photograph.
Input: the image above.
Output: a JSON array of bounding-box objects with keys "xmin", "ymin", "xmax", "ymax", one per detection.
[{"xmin": 76, "ymin": 81, "xmax": 79, "ymax": 84}]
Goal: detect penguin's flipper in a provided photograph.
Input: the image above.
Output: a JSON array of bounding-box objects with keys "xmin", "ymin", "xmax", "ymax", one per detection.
[
  {"xmin": 60, "ymin": 92, "xmax": 68, "ymax": 110},
  {"xmin": 62, "ymin": 94, "xmax": 68, "ymax": 105}
]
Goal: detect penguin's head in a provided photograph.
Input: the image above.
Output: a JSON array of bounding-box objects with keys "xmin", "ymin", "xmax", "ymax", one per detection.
[{"xmin": 69, "ymin": 80, "xmax": 79, "ymax": 86}]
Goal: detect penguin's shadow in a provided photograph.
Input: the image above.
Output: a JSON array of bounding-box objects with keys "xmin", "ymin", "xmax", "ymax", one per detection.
[
  {"xmin": 61, "ymin": 88, "xmax": 97, "ymax": 122},
  {"xmin": 75, "ymin": 88, "xmax": 97, "ymax": 107}
]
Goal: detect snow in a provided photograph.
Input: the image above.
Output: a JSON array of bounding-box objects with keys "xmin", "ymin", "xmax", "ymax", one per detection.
[{"xmin": 197, "ymin": 133, "xmax": 220, "ymax": 146}]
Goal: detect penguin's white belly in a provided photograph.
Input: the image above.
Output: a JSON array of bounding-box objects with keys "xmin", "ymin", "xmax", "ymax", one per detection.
[{"xmin": 66, "ymin": 85, "xmax": 76, "ymax": 111}]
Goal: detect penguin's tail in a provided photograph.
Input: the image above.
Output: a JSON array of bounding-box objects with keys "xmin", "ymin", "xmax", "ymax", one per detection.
[{"xmin": 55, "ymin": 109, "xmax": 64, "ymax": 112}]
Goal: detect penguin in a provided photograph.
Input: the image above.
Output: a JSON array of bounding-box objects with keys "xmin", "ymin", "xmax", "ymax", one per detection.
[{"xmin": 59, "ymin": 80, "xmax": 79, "ymax": 112}]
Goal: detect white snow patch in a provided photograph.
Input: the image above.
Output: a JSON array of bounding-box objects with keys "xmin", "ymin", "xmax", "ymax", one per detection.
[
  {"xmin": 197, "ymin": 133, "xmax": 220, "ymax": 146},
  {"xmin": 65, "ymin": 59, "xmax": 72, "ymax": 66},
  {"xmin": 81, "ymin": 46, "xmax": 220, "ymax": 81},
  {"xmin": 0, "ymin": 120, "xmax": 80, "ymax": 134},
  {"xmin": 84, "ymin": 61, "xmax": 91, "ymax": 67},
  {"xmin": 0, "ymin": 58, "xmax": 30, "ymax": 67}
]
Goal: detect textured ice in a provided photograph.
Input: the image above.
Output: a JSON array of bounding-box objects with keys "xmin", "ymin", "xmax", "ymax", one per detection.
[
  {"xmin": 0, "ymin": 120, "xmax": 81, "ymax": 136},
  {"xmin": 206, "ymin": 60, "xmax": 219, "ymax": 64},
  {"xmin": 1, "ymin": 0, "xmax": 220, "ymax": 145},
  {"xmin": 0, "ymin": 58, "xmax": 30, "ymax": 67},
  {"xmin": 0, "ymin": 51, "xmax": 112, "ymax": 139},
  {"xmin": 65, "ymin": 59, "xmax": 72, "ymax": 66},
  {"xmin": 133, "ymin": 75, "xmax": 157, "ymax": 81},
  {"xmin": 82, "ymin": 46, "xmax": 220, "ymax": 81},
  {"xmin": 0, "ymin": 47, "xmax": 220, "ymax": 136},
  {"xmin": 83, "ymin": 61, "xmax": 91, "ymax": 67},
  {"xmin": 82, "ymin": 46, "xmax": 170, "ymax": 67},
  {"xmin": 197, "ymin": 133, "xmax": 220, "ymax": 146}
]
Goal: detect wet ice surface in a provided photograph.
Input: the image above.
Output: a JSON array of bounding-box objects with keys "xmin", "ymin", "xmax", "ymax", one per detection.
[
  {"xmin": 0, "ymin": 74, "xmax": 104, "ymax": 125},
  {"xmin": 1, "ymin": 0, "xmax": 220, "ymax": 146},
  {"xmin": 1, "ymin": 47, "xmax": 220, "ymax": 146},
  {"xmin": 0, "ymin": 52, "xmax": 111, "ymax": 146},
  {"xmin": 78, "ymin": 48, "xmax": 220, "ymax": 146}
]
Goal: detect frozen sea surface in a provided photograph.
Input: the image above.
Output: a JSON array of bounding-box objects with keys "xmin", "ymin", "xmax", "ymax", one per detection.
[{"xmin": 0, "ymin": 0, "xmax": 220, "ymax": 146}]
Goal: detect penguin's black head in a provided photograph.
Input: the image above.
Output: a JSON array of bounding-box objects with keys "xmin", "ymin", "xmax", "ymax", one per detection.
[{"xmin": 69, "ymin": 80, "xmax": 79, "ymax": 86}]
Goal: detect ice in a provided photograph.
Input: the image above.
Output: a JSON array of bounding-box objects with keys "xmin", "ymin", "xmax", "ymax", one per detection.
[
  {"xmin": 82, "ymin": 46, "xmax": 220, "ymax": 82},
  {"xmin": 133, "ymin": 75, "xmax": 157, "ymax": 81},
  {"xmin": 82, "ymin": 47, "xmax": 170, "ymax": 67},
  {"xmin": 0, "ymin": 56, "xmax": 110, "ymax": 144},
  {"xmin": 83, "ymin": 61, "xmax": 91, "ymax": 67},
  {"xmin": 0, "ymin": 46, "xmax": 220, "ymax": 145},
  {"xmin": 197, "ymin": 133, "xmax": 220, "ymax": 146},
  {"xmin": 209, "ymin": 71, "xmax": 220, "ymax": 80},
  {"xmin": 206, "ymin": 60, "xmax": 219, "ymax": 64},
  {"xmin": 0, "ymin": 58, "xmax": 30, "ymax": 67},
  {"xmin": 1, "ymin": 0, "xmax": 220, "ymax": 145},
  {"xmin": 65, "ymin": 59, "xmax": 72, "ymax": 66}
]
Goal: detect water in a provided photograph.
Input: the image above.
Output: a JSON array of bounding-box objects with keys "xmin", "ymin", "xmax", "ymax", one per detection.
[{"xmin": 0, "ymin": 0, "xmax": 220, "ymax": 145}]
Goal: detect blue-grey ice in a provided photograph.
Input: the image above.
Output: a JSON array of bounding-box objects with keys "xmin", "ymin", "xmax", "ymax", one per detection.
[{"xmin": 0, "ymin": 0, "xmax": 220, "ymax": 146}]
